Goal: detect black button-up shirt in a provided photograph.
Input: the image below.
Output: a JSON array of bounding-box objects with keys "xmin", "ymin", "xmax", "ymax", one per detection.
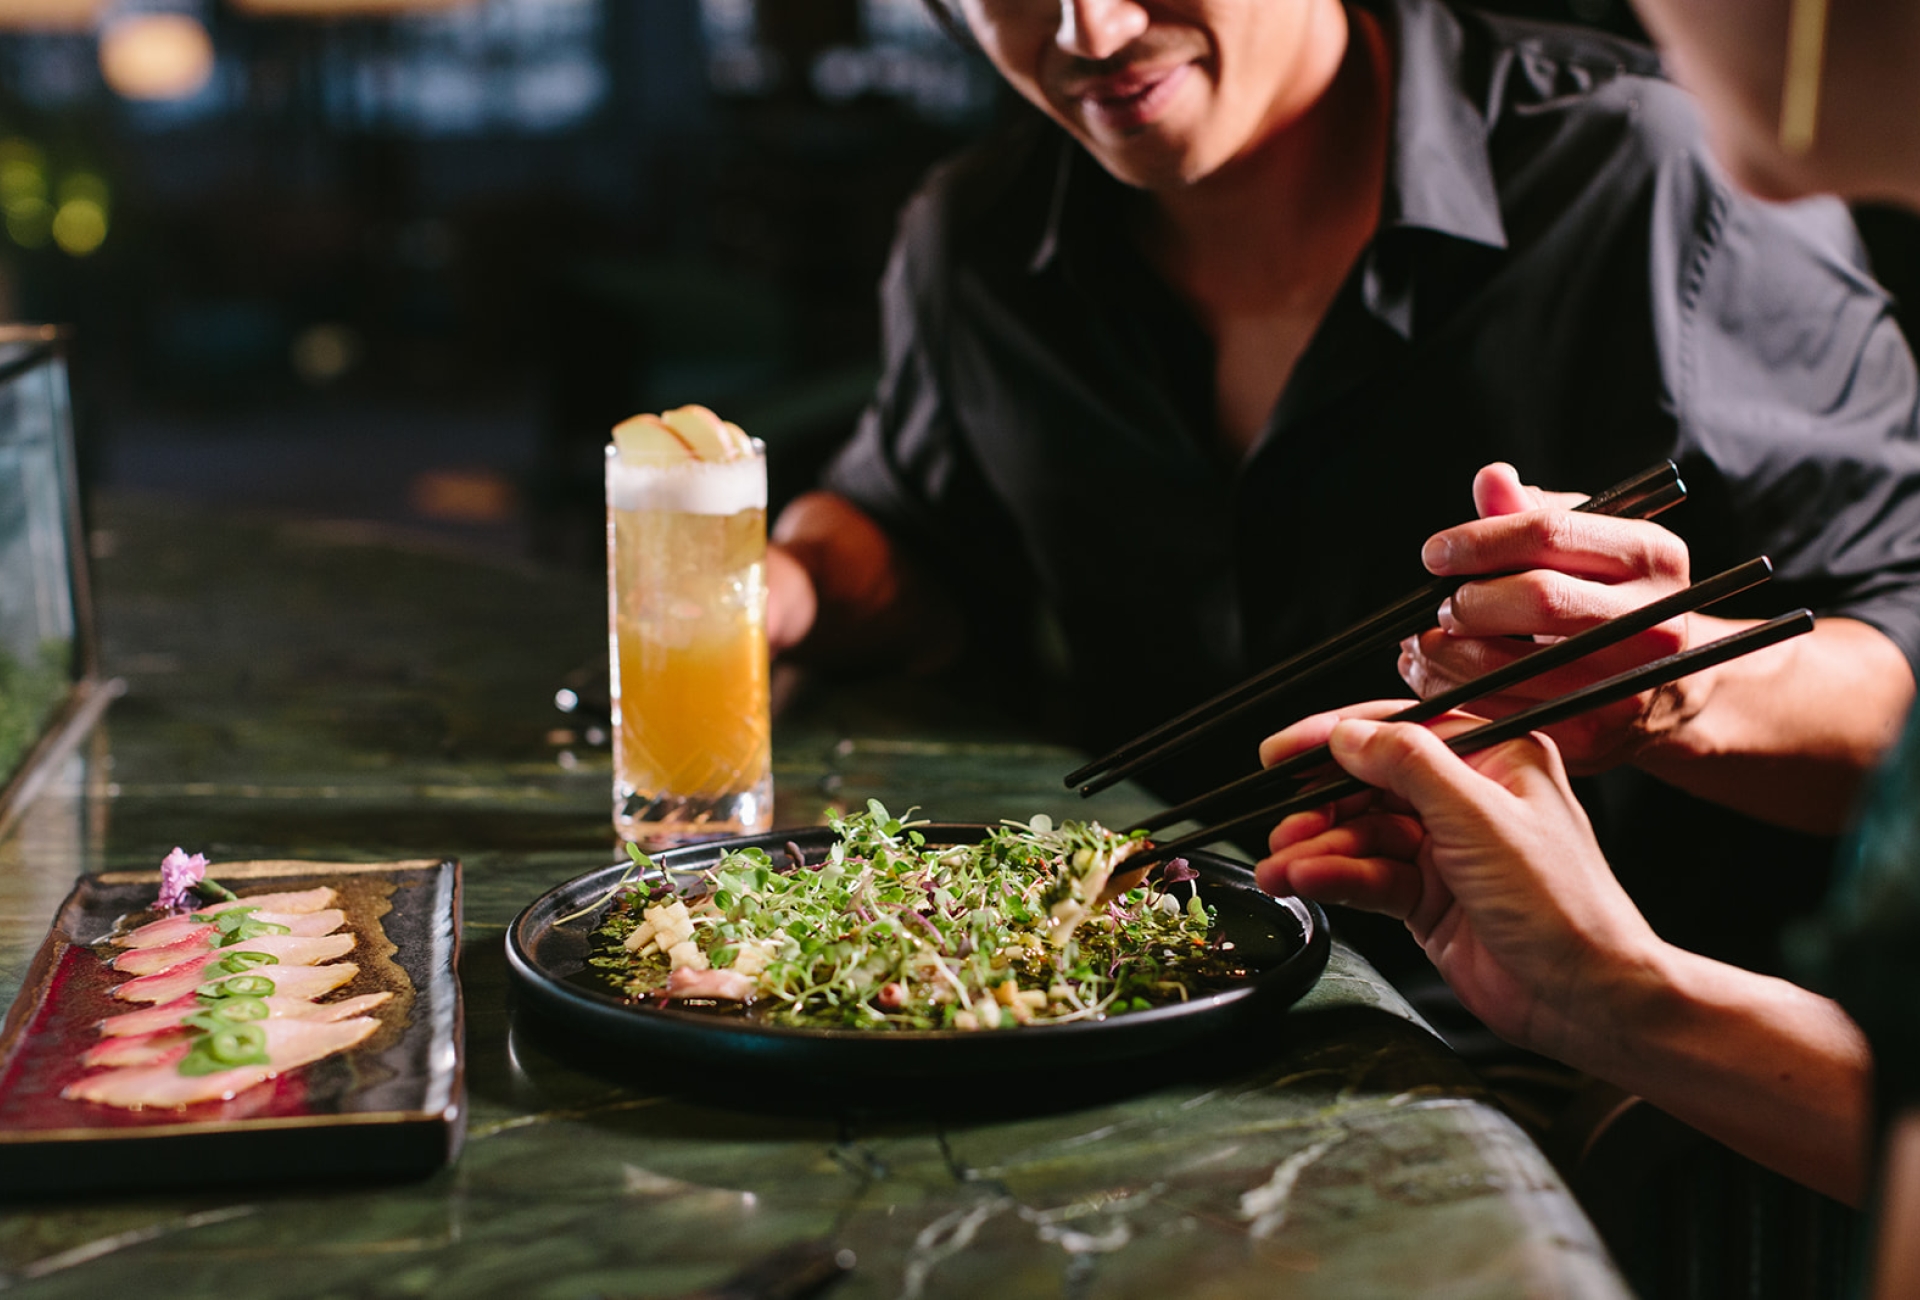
[{"xmin": 824, "ymin": 0, "xmax": 1920, "ymax": 972}]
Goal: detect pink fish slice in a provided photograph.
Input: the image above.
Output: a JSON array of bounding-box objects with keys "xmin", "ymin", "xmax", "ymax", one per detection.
[
  {"xmin": 110, "ymin": 934, "xmax": 357, "ymax": 1003},
  {"xmin": 82, "ymin": 1029, "xmax": 193, "ymax": 1069},
  {"xmin": 98, "ymin": 966, "xmax": 363, "ymax": 1036},
  {"xmin": 112, "ymin": 910, "xmax": 348, "ymax": 972},
  {"xmin": 114, "ymin": 887, "xmax": 338, "ymax": 947},
  {"xmin": 84, "ymin": 994, "xmax": 391, "ymax": 1068},
  {"xmin": 62, "ymin": 1016, "xmax": 381, "ymax": 1110},
  {"xmin": 117, "ymin": 907, "xmax": 347, "ymax": 953}
]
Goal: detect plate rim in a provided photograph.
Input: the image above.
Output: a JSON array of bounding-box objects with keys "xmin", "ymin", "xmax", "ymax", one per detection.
[{"xmin": 506, "ymin": 823, "xmax": 1330, "ymax": 1047}]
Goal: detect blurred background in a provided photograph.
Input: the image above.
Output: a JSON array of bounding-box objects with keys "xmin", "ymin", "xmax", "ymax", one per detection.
[{"xmin": 2, "ymin": 0, "xmax": 1915, "ymax": 574}]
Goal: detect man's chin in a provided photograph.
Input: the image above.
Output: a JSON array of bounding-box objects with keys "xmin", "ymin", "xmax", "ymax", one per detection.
[{"xmin": 1080, "ymin": 132, "xmax": 1221, "ymax": 192}]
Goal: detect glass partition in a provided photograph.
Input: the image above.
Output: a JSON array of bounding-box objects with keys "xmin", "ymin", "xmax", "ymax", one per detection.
[{"xmin": 0, "ymin": 325, "xmax": 107, "ymax": 831}]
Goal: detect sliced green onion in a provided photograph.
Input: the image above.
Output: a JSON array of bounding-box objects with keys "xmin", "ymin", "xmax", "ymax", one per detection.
[
  {"xmin": 216, "ymin": 918, "xmax": 290, "ymax": 947},
  {"xmin": 197, "ymin": 973, "xmax": 276, "ymax": 999},
  {"xmin": 205, "ymin": 950, "xmax": 280, "ymax": 978},
  {"xmin": 177, "ymin": 1021, "xmax": 270, "ymax": 1075}
]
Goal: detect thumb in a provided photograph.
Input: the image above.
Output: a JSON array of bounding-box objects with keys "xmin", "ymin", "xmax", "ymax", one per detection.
[
  {"xmin": 1471, "ymin": 462, "xmax": 1537, "ymax": 518},
  {"xmin": 1326, "ymin": 719, "xmax": 1500, "ymax": 831}
]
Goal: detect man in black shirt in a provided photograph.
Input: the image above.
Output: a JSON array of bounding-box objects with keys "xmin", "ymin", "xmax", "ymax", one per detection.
[{"xmin": 765, "ymin": 0, "xmax": 1920, "ymax": 974}]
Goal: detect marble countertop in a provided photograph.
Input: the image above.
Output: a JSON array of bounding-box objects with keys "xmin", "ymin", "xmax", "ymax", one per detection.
[{"xmin": 0, "ymin": 494, "xmax": 1630, "ymax": 1298}]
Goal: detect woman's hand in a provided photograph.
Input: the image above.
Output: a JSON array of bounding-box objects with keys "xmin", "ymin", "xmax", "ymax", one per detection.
[
  {"xmin": 1400, "ymin": 462, "xmax": 1693, "ymax": 772},
  {"xmin": 1253, "ymin": 702, "xmax": 1874, "ymax": 1204},
  {"xmin": 1254, "ymin": 703, "xmax": 1666, "ymax": 1066}
]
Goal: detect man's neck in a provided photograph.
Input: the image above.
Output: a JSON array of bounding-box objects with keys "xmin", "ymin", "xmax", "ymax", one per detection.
[{"xmin": 1139, "ymin": 3, "xmax": 1392, "ymax": 310}]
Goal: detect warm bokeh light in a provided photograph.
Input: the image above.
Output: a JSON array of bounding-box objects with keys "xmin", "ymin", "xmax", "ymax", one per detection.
[
  {"xmin": 50, "ymin": 199, "xmax": 106, "ymax": 256},
  {"xmin": 0, "ymin": 0, "xmax": 105, "ymax": 31},
  {"xmin": 229, "ymin": 0, "xmax": 473, "ymax": 14},
  {"xmin": 0, "ymin": 139, "xmax": 49, "ymax": 250},
  {"xmin": 98, "ymin": 13, "xmax": 215, "ymax": 102},
  {"xmin": 290, "ymin": 322, "xmax": 362, "ymax": 385}
]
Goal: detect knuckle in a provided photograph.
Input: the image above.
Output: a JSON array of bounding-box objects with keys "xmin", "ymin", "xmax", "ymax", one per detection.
[
  {"xmin": 1522, "ymin": 512, "xmax": 1564, "ymax": 553},
  {"xmin": 1521, "ymin": 572, "xmax": 1576, "ymax": 624}
]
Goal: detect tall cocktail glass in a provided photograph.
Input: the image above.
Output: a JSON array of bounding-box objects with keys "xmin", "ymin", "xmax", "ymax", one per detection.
[{"xmin": 605, "ymin": 438, "xmax": 771, "ymax": 845}]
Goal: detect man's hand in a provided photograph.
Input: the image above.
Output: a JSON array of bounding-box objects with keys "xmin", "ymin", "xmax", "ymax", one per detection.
[
  {"xmin": 766, "ymin": 543, "xmax": 818, "ymax": 656},
  {"xmin": 1400, "ymin": 462, "xmax": 1693, "ymax": 772},
  {"xmin": 1400, "ymin": 462, "xmax": 1912, "ymax": 830},
  {"xmin": 767, "ymin": 491, "xmax": 963, "ymax": 673},
  {"xmin": 1255, "ymin": 703, "xmax": 1663, "ymax": 1063}
]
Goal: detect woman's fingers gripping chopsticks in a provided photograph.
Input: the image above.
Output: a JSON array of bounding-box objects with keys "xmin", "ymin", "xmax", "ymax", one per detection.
[
  {"xmin": 1254, "ymin": 711, "xmax": 1660, "ymax": 1058},
  {"xmin": 1256, "ymin": 704, "xmax": 1488, "ymax": 922}
]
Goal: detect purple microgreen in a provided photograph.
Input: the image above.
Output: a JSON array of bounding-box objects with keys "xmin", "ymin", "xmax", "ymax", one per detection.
[{"xmin": 1158, "ymin": 858, "xmax": 1198, "ymax": 885}]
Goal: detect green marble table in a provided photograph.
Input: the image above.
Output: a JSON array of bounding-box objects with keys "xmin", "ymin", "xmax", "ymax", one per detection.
[{"xmin": 0, "ymin": 494, "xmax": 1632, "ymax": 1299}]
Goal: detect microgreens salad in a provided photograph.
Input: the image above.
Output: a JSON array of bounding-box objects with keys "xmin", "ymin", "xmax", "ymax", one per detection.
[{"xmin": 586, "ymin": 803, "xmax": 1241, "ymax": 1031}]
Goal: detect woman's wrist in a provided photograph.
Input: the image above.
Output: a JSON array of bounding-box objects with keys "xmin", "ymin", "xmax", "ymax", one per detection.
[{"xmin": 1534, "ymin": 931, "xmax": 1685, "ymax": 1084}]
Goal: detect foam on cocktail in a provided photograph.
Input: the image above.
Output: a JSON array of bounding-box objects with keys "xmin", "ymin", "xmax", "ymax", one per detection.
[
  {"xmin": 605, "ymin": 455, "xmax": 766, "ymax": 516},
  {"xmin": 608, "ymin": 405, "xmax": 766, "ymax": 517}
]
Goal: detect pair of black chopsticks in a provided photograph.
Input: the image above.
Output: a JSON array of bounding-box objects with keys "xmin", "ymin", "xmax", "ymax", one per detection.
[
  {"xmin": 1060, "ymin": 459, "xmax": 1817, "ymax": 865},
  {"xmin": 1120, "ymin": 601, "xmax": 1811, "ymax": 869},
  {"xmin": 1066, "ymin": 460, "xmax": 1689, "ymax": 798}
]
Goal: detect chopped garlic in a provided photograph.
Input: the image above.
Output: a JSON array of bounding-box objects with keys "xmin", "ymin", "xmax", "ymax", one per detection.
[
  {"xmin": 730, "ymin": 939, "xmax": 775, "ymax": 977},
  {"xmin": 667, "ymin": 940, "xmax": 709, "ymax": 971}
]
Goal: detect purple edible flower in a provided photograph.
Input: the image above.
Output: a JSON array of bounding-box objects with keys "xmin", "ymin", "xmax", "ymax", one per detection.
[
  {"xmin": 1159, "ymin": 858, "xmax": 1198, "ymax": 885},
  {"xmin": 156, "ymin": 847, "xmax": 209, "ymax": 911}
]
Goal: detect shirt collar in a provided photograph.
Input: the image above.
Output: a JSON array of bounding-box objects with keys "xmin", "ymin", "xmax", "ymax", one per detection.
[
  {"xmin": 1026, "ymin": 0, "xmax": 1509, "ymax": 276},
  {"xmin": 1374, "ymin": 0, "xmax": 1507, "ymax": 250}
]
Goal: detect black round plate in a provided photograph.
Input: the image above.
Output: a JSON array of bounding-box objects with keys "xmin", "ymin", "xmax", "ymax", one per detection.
[{"xmin": 506, "ymin": 825, "xmax": 1330, "ymax": 1085}]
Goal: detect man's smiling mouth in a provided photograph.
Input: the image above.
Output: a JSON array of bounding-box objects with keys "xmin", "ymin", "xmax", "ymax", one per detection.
[{"xmin": 1069, "ymin": 62, "xmax": 1193, "ymax": 133}]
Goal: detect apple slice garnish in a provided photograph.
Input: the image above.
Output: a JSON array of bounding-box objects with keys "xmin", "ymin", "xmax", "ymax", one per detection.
[
  {"xmin": 612, "ymin": 413, "xmax": 698, "ymax": 465},
  {"xmin": 658, "ymin": 405, "xmax": 733, "ymax": 461},
  {"xmin": 663, "ymin": 405, "xmax": 754, "ymax": 460}
]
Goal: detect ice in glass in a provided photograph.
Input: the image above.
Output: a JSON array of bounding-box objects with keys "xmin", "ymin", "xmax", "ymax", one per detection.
[{"xmin": 605, "ymin": 406, "xmax": 771, "ymax": 845}]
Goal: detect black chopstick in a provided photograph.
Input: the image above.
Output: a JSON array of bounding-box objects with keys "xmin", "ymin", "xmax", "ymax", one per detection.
[
  {"xmin": 1119, "ymin": 608, "xmax": 1815, "ymax": 867},
  {"xmin": 1127, "ymin": 555, "xmax": 1773, "ymax": 835},
  {"xmin": 1066, "ymin": 460, "xmax": 1687, "ymax": 797}
]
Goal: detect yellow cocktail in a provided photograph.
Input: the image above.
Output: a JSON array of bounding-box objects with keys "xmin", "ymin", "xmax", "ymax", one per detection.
[{"xmin": 606, "ymin": 409, "xmax": 771, "ymax": 844}]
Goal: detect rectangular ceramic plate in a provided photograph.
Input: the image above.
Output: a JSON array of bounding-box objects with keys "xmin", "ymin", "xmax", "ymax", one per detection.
[{"xmin": 0, "ymin": 858, "xmax": 464, "ymax": 1194}]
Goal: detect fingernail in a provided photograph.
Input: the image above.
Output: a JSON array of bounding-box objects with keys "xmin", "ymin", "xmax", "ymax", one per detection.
[
  {"xmin": 1436, "ymin": 598, "xmax": 1459, "ymax": 634},
  {"xmin": 1422, "ymin": 535, "xmax": 1452, "ymax": 573}
]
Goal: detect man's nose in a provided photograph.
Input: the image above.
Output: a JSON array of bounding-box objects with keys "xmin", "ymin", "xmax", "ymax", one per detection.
[{"xmin": 1055, "ymin": 0, "xmax": 1149, "ymax": 61}]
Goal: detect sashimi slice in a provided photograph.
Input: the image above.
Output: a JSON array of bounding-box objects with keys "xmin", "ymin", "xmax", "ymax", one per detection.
[
  {"xmin": 115, "ymin": 887, "xmax": 338, "ymax": 947},
  {"xmin": 96, "ymin": 990, "xmax": 391, "ymax": 1045},
  {"xmin": 111, "ymin": 934, "xmax": 357, "ymax": 1003},
  {"xmin": 100, "ymin": 964, "xmax": 361, "ymax": 1028},
  {"xmin": 83, "ymin": 993, "xmax": 390, "ymax": 1068},
  {"xmin": 83, "ymin": 1029, "xmax": 192, "ymax": 1069},
  {"xmin": 112, "ymin": 910, "xmax": 348, "ymax": 972},
  {"xmin": 62, "ymin": 1016, "xmax": 380, "ymax": 1109},
  {"xmin": 117, "ymin": 907, "xmax": 347, "ymax": 953}
]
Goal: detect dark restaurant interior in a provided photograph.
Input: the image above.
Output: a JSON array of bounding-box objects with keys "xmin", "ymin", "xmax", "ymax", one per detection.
[
  {"xmin": 10, "ymin": 0, "xmax": 1917, "ymax": 573},
  {"xmin": 6, "ymin": 1, "xmax": 1920, "ymax": 1297}
]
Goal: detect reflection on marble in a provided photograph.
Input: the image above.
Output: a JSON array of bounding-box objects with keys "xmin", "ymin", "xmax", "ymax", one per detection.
[{"xmin": 0, "ymin": 495, "xmax": 1630, "ymax": 1298}]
